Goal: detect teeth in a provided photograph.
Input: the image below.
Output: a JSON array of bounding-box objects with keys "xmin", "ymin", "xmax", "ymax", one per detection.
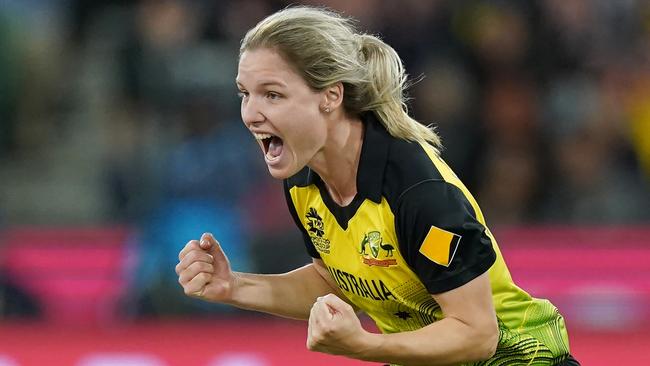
[{"xmin": 253, "ymin": 133, "xmax": 273, "ymax": 140}]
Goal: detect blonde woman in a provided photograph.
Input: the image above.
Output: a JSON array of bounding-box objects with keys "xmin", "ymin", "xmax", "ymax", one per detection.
[{"xmin": 176, "ymin": 7, "xmax": 579, "ymax": 366}]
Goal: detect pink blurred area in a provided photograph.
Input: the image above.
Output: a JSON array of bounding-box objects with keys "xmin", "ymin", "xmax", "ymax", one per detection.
[
  {"xmin": 1, "ymin": 226, "xmax": 649, "ymax": 365},
  {"xmin": 0, "ymin": 319, "xmax": 365, "ymax": 366},
  {"xmin": 0, "ymin": 320, "xmax": 648, "ymax": 366}
]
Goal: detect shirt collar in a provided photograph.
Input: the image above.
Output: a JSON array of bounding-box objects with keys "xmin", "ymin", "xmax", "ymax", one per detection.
[
  {"xmin": 304, "ymin": 112, "xmax": 390, "ymax": 204},
  {"xmin": 355, "ymin": 113, "xmax": 390, "ymax": 203}
]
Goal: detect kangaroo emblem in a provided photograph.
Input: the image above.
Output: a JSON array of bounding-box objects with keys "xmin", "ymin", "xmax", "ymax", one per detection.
[
  {"xmin": 359, "ymin": 234, "xmax": 370, "ymax": 255},
  {"xmin": 360, "ymin": 231, "xmax": 394, "ymax": 258}
]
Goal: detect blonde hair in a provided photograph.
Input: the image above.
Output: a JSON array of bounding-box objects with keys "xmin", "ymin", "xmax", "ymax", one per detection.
[{"xmin": 240, "ymin": 6, "xmax": 441, "ymax": 152}]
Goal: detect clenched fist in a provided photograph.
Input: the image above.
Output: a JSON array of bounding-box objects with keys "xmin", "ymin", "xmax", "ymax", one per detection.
[
  {"xmin": 175, "ymin": 233, "xmax": 236, "ymax": 302},
  {"xmin": 307, "ymin": 293, "xmax": 369, "ymax": 356}
]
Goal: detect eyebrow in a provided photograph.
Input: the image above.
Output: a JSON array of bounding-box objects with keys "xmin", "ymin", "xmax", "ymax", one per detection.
[{"xmin": 236, "ymin": 79, "xmax": 287, "ymax": 89}]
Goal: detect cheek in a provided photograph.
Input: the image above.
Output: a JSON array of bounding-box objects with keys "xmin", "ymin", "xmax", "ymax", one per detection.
[
  {"xmin": 292, "ymin": 121, "xmax": 326, "ymax": 153},
  {"xmin": 286, "ymin": 109, "xmax": 325, "ymax": 147}
]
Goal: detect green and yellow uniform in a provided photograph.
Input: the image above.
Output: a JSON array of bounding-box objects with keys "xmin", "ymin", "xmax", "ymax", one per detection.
[{"xmin": 284, "ymin": 114, "xmax": 572, "ymax": 365}]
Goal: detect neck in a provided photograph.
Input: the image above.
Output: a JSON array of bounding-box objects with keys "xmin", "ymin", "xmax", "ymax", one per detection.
[{"xmin": 309, "ymin": 114, "xmax": 364, "ymax": 207}]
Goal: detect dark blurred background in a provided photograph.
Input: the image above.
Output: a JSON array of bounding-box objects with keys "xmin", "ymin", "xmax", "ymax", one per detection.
[{"xmin": 0, "ymin": 1, "xmax": 649, "ymax": 365}]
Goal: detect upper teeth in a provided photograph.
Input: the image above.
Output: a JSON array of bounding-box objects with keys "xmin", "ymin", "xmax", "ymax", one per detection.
[{"xmin": 253, "ymin": 133, "xmax": 273, "ymax": 140}]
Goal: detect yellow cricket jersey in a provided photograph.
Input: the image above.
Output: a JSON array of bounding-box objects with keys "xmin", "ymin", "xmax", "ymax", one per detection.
[{"xmin": 284, "ymin": 114, "xmax": 572, "ymax": 365}]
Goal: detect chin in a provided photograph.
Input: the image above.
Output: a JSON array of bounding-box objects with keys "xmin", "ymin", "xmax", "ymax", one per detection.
[
  {"xmin": 267, "ymin": 166, "xmax": 292, "ymax": 180},
  {"xmin": 267, "ymin": 164, "xmax": 303, "ymax": 180}
]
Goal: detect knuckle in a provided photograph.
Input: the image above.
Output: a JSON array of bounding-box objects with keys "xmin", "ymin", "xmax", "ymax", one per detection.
[
  {"xmin": 178, "ymin": 271, "xmax": 191, "ymax": 284},
  {"xmin": 322, "ymin": 326, "xmax": 333, "ymax": 336},
  {"xmin": 307, "ymin": 336, "xmax": 320, "ymax": 350},
  {"xmin": 185, "ymin": 250, "xmax": 199, "ymax": 262},
  {"xmin": 204, "ymin": 262, "xmax": 215, "ymax": 272},
  {"xmin": 201, "ymin": 262, "xmax": 214, "ymax": 273},
  {"xmin": 187, "ymin": 250, "xmax": 212, "ymax": 264},
  {"xmin": 188, "ymin": 262, "xmax": 202, "ymax": 273},
  {"xmin": 180, "ymin": 240, "xmax": 199, "ymax": 256},
  {"xmin": 175, "ymin": 262, "xmax": 185, "ymax": 275}
]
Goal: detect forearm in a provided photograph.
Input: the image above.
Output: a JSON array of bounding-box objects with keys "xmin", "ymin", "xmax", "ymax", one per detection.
[
  {"xmin": 357, "ymin": 317, "xmax": 498, "ymax": 366},
  {"xmin": 221, "ymin": 264, "xmax": 335, "ymax": 320}
]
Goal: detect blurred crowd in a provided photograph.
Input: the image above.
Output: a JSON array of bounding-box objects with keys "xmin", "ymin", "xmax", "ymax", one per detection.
[{"xmin": 1, "ymin": 0, "xmax": 649, "ymax": 318}]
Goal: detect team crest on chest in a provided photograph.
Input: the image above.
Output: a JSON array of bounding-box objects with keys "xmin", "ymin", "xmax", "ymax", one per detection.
[
  {"xmin": 306, "ymin": 207, "xmax": 330, "ymax": 254},
  {"xmin": 360, "ymin": 231, "xmax": 398, "ymax": 267}
]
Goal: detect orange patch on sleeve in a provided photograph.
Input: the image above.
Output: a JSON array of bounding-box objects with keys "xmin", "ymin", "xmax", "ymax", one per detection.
[{"xmin": 419, "ymin": 226, "xmax": 461, "ymax": 267}]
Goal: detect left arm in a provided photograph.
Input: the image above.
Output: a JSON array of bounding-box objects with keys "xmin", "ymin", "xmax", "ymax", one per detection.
[
  {"xmin": 308, "ymin": 271, "xmax": 499, "ymax": 365},
  {"xmin": 308, "ymin": 180, "xmax": 500, "ymax": 365}
]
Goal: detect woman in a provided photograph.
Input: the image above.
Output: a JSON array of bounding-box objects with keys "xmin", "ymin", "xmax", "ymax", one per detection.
[{"xmin": 176, "ymin": 7, "xmax": 579, "ymax": 365}]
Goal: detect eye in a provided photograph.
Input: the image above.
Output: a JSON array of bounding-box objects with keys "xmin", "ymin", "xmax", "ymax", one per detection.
[
  {"xmin": 237, "ymin": 91, "xmax": 249, "ymax": 99},
  {"xmin": 266, "ymin": 91, "xmax": 281, "ymax": 100}
]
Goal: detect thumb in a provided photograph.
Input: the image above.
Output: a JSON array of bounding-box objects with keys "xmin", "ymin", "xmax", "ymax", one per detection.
[
  {"xmin": 318, "ymin": 294, "xmax": 351, "ymax": 315},
  {"xmin": 199, "ymin": 232, "xmax": 215, "ymax": 250},
  {"xmin": 200, "ymin": 232, "xmax": 230, "ymax": 266}
]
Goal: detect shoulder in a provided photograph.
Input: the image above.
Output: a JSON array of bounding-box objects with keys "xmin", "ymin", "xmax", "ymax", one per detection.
[
  {"xmin": 393, "ymin": 176, "xmax": 495, "ymax": 294},
  {"xmin": 382, "ymin": 138, "xmax": 445, "ymax": 206},
  {"xmin": 396, "ymin": 179, "xmax": 476, "ymax": 224}
]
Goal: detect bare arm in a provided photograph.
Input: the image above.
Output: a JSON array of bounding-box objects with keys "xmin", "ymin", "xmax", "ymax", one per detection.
[
  {"xmin": 176, "ymin": 233, "xmax": 350, "ymax": 320},
  {"xmin": 361, "ymin": 272, "xmax": 498, "ymax": 365},
  {"xmin": 228, "ymin": 259, "xmax": 349, "ymax": 319},
  {"xmin": 308, "ymin": 272, "xmax": 499, "ymax": 365}
]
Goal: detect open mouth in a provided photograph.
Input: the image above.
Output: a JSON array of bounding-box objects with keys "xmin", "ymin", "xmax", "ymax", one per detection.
[{"xmin": 254, "ymin": 132, "xmax": 284, "ymax": 161}]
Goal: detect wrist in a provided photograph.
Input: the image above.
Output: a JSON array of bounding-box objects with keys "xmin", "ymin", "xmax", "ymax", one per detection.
[
  {"xmin": 352, "ymin": 330, "xmax": 383, "ymax": 361},
  {"xmin": 224, "ymin": 272, "xmax": 244, "ymax": 305}
]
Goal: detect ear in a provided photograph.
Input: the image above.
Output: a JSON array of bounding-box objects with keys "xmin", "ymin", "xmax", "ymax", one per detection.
[{"xmin": 320, "ymin": 82, "xmax": 344, "ymax": 112}]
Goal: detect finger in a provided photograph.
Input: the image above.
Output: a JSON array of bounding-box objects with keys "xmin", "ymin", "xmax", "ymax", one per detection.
[
  {"xmin": 178, "ymin": 240, "xmax": 201, "ymax": 261},
  {"xmin": 317, "ymin": 300, "xmax": 336, "ymax": 319},
  {"xmin": 178, "ymin": 261, "xmax": 214, "ymax": 284},
  {"xmin": 308, "ymin": 306, "xmax": 317, "ymax": 333},
  {"xmin": 176, "ymin": 250, "xmax": 214, "ymax": 274},
  {"xmin": 319, "ymin": 293, "xmax": 352, "ymax": 315},
  {"xmin": 307, "ymin": 304, "xmax": 323, "ymax": 345},
  {"xmin": 309, "ymin": 300, "xmax": 323, "ymax": 322},
  {"xmin": 311, "ymin": 300, "xmax": 332, "ymax": 324},
  {"xmin": 183, "ymin": 272, "xmax": 212, "ymax": 296}
]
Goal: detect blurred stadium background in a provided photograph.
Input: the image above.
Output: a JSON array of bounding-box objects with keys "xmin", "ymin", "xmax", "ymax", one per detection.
[{"xmin": 1, "ymin": 0, "xmax": 649, "ymax": 365}]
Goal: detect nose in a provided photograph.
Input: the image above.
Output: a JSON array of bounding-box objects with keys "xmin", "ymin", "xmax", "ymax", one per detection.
[{"xmin": 241, "ymin": 96, "xmax": 265, "ymax": 128}]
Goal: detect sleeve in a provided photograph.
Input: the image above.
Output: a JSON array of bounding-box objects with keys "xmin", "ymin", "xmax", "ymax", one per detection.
[
  {"xmin": 283, "ymin": 180, "xmax": 321, "ymax": 259},
  {"xmin": 395, "ymin": 180, "xmax": 496, "ymax": 294}
]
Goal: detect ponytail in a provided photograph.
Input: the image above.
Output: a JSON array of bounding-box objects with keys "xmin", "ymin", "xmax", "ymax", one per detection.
[{"xmin": 356, "ymin": 34, "xmax": 441, "ymax": 152}]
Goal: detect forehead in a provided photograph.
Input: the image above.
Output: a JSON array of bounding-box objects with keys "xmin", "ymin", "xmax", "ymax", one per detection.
[{"xmin": 236, "ymin": 48, "xmax": 304, "ymax": 87}]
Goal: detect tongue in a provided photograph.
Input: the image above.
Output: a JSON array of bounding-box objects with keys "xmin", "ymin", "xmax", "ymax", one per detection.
[{"xmin": 267, "ymin": 137, "xmax": 283, "ymax": 158}]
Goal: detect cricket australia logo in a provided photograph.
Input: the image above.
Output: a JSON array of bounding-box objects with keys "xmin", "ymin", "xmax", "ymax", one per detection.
[
  {"xmin": 306, "ymin": 207, "xmax": 330, "ymax": 254},
  {"xmin": 359, "ymin": 231, "xmax": 398, "ymax": 267}
]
